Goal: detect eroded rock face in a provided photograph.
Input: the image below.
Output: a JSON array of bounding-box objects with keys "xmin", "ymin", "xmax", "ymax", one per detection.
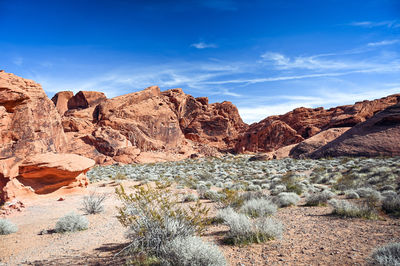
[
  {"xmin": 0, "ymin": 72, "xmax": 67, "ymax": 159},
  {"xmin": 236, "ymin": 94, "xmax": 400, "ymax": 153},
  {"xmin": 1, "ymin": 153, "xmax": 94, "ymax": 202},
  {"xmin": 51, "ymin": 91, "xmax": 74, "ymax": 115},
  {"xmin": 162, "ymin": 88, "xmax": 247, "ymax": 151},
  {"xmin": 68, "ymin": 91, "xmax": 107, "ymax": 110},
  {"xmin": 311, "ymin": 102, "xmax": 400, "ymax": 158},
  {"xmin": 289, "ymin": 127, "xmax": 350, "ymax": 158}
]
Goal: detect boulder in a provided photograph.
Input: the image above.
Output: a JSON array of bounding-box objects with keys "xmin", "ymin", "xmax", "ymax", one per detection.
[
  {"xmin": 51, "ymin": 91, "xmax": 74, "ymax": 115},
  {"xmin": 0, "ymin": 72, "xmax": 67, "ymax": 159},
  {"xmin": 311, "ymin": 102, "xmax": 400, "ymax": 158},
  {"xmin": 67, "ymin": 91, "xmax": 107, "ymax": 109}
]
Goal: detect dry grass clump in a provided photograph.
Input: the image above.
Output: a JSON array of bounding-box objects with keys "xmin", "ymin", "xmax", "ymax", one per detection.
[
  {"xmin": 81, "ymin": 192, "xmax": 107, "ymax": 214},
  {"xmin": 55, "ymin": 212, "xmax": 89, "ymax": 233},
  {"xmin": 328, "ymin": 199, "xmax": 378, "ymax": 220},
  {"xmin": 306, "ymin": 190, "xmax": 335, "ymax": 206},
  {"xmin": 274, "ymin": 192, "xmax": 301, "ymax": 207},
  {"xmin": 239, "ymin": 198, "xmax": 277, "ymax": 218},
  {"xmin": 217, "ymin": 208, "xmax": 283, "ymax": 245},
  {"xmin": 369, "ymin": 242, "xmax": 400, "ymax": 265},
  {"xmin": 0, "ymin": 219, "xmax": 18, "ymax": 235}
]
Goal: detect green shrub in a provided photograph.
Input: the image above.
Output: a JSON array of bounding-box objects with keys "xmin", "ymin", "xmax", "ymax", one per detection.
[
  {"xmin": 55, "ymin": 212, "xmax": 89, "ymax": 233},
  {"xmin": 369, "ymin": 242, "xmax": 400, "ymax": 265},
  {"xmin": 115, "ymin": 185, "xmax": 211, "ymax": 259},
  {"xmin": 0, "ymin": 219, "xmax": 18, "ymax": 235}
]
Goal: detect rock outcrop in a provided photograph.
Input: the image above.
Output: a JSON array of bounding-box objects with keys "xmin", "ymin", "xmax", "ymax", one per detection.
[
  {"xmin": 1, "ymin": 153, "xmax": 94, "ymax": 202},
  {"xmin": 236, "ymin": 94, "xmax": 400, "ymax": 153},
  {"xmin": 0, "ymin": 72, "xmax": 67, "ymax": 159},
  {"xmin": 289, "ymin": 127, "xmax": 350, "ymax": 158},
  {"xmin": 161, "ymin": 88, "xmax": 247, "ymax": 151},
  {"xmin": 311, "ymin": 101, "xmax": 400, "ymax": 158}
]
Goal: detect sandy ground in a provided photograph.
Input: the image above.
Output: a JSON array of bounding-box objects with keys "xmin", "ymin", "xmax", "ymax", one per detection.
[{"xmin": 1, "ymin": 180, "xmax": 399, "ymax": 266}]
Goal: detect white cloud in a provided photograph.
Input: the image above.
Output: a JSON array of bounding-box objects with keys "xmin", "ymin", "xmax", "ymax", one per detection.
[
  {"xmin": 191, "ymin": 42, "xmax": 217, "ymax": 49},
  {"xmin": 349, "ymin": 20, "xmax": 400, "ymax": 28},
  {"xmin": 367, "ymin": 39, "xmax": 400, "ymax": 47},
  {"xmin": 238, "ymin": 86, "xmax": 400, "ymax": 124}
]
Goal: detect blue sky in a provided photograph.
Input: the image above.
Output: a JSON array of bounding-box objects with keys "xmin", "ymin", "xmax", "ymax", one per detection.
[{"xmin": 1, "ymin": 0, "xmax": 399, "ymax": 123}]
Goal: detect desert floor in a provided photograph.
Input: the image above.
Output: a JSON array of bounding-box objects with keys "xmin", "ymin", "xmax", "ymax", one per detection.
[{"xmin": 1, "ymin": 180, "xmax": 399, "ymax": 266}]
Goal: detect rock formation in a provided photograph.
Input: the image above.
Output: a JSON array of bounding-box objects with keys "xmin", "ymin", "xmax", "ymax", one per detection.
[
  {"xmin": 311, "ymin": 101, "xmax": 400, "ymax": 158},
  {"xmin": 0, "ymin": 72, "xmax": 67, "ymax": 159},
  {"xmin": 235, "ymin": 94, "xmax": 400, "ymax": 153},
  {"xmin": 0, "ymin": 72, "xmax": 94, "ymax": 203},
  {"xmin": 1, "ymin": 153, "xmax": 94, "ymax": 202},
  {"xmin": 289, "ymin": 127, "xmax": 350, "ymax": 158}
]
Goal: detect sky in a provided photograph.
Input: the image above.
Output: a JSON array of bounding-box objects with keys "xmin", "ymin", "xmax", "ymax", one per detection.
[{"xmin": 0, "ymin": 0, "xmax": 399, "ymax": 123}]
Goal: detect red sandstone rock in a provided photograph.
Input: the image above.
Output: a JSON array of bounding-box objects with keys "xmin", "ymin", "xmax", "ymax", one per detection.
[
  {"xmin": 51, "ymin": 91, "xmax": 74, "ymax": 115},
  {"xmin": 0, "ymin": 72, "xmax": 67, "ymax": 159},
  {"xmin": 67, "ymin": 91, "xmax": 106, "ymax": 110},
  {"xmin": 289, "ymin": 127, "xmax": 351, "ymax": 158},
  {"xmin": 1, "ymin": 153, "xmax": 94, "ymax": 202},
  {"xmin": 311, "ymin": 101, "xmax": 400, "ymax": 158},
  {"xmin": 236, "ymin": 94, "xmax": 400, "ymax": 153},
  {"xmin": 162, "ymin": 88, "xmax": 247, "ymax": 151}
]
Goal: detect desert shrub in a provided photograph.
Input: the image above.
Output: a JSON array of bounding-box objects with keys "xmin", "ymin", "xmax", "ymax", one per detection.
[
  {"xmin": 380, "ymin": 185, "xmax": 396, "ymax": 192},
  {"xmin": 216, "ymin": 188, "xmax": 244, "ymax": 209},
  {"xmin": 356, "ymin": 187, "xmax": 381, "ymax": 200},
  {"xmin": 239, "ymin": 198, "xmax": 277, "ymax": 218},
  {"xmin": 306, "ymin": 190, "xmax": 335, "ymax": 206},
  {"xmin": 203, "ymin": 190, "xmax": 221, "ymax": 202},
  {"xmin": 81, "ymin": 192, "xmax": 107, "ymax": 214},
  {"xmin": 274, "ymin": 192, "xmax": 300, "ymax": 207},
  {"xmin": 162, "ymin": 236, "xmax": 227, "ymax": 266},
  {"xmin": 381, "ymin": 190, "xmax": 397, "ymax": 199},
  {"xmin": 222, "ymin": 210, "xmax": 283, "ymax": 245},
  {"xmin": 115, "ymin": 185, "xmax": 210, "ymax": 259},
  {"xmin": 183, "ymin": 194, "xmax": 198, "ymax": 202},
  {"xmin": 247, "ymin": 184, "xmax": 262, "ymax": 191},
  {"xmin": 344, "ymin": 190, "xmax": 360, "ymax": 199},
  {"xmin": 369, "ymin": 242, "xmax": 400, "ymax": 265},
  {"xmin": 55, "ymin": 212, "xmax": 89, "ymax": 233},
  {"xmin": 113, "ymin": 172, "xmax": 127, "ymax": 180},
  {"xmin": 270, "ymin": 185, "xmax": 287, "ymax": 196},
  {"xmin": 280, "ymin": 172, "xmax": 303, "ymax": 195},
  {"xmin": 328, "ymin": 199, "xmax": 378, "ymax": 219},
  {"xmin": 382, "ymin": 195, "xmax": 400, "ymax": 217},
  {"xmin": 0, "ymin": 219, "xmax": 18, "ymax": 235},
  {"xmin": 240, "ymin": 191, "xmax": 268, "ymax": 201}
]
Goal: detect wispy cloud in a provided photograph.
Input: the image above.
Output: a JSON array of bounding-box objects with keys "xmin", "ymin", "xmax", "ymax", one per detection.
[
  {"xmin": 238, "ymin": 86, "xmax": 400, "ymax": 123},
  {"xmin": 367, "ymin": 39, "xmax": 400, "ymax": 47},
  {"xmin": 349, "ymin": 20, "xmax": 400, "ymax": 28},
  {"xmin": 12, "ymin": 57, "xmax": 23, "ymax": 66},
  {"xmin": 191, "ymin": 42, "xmax": 217, "ymax": 49}
]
